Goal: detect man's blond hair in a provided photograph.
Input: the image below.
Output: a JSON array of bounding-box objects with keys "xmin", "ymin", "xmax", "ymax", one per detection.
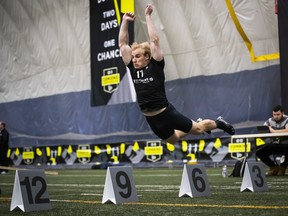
[{"xmin": 131, "ymin": 42, "xmax": 151, "ymax": 59}]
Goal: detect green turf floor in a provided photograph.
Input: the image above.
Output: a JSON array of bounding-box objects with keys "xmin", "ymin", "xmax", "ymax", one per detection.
[{"xmin": 0, "ymin": 167, "xmax": 287, "ymax": 216}]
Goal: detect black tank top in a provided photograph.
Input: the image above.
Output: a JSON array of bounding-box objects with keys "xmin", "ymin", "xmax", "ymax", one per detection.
[{"xmin": 127, "ymin": 58, "xmax": 169, "ymax": 111}]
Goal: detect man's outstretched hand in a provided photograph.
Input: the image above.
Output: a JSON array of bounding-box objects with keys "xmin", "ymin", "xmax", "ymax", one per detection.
[
  {"xmin": 123, "ymin": 12, "xmax": 136, "ymax": 22},
  {"xmin": 145, "ymin": 4, "xmax": 153, "ymax": 16}
]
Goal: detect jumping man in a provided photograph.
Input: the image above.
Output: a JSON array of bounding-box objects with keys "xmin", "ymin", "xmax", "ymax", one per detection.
[{"xmin": 118, "ymin": 4, "xmax": 235, "ymax": 144}]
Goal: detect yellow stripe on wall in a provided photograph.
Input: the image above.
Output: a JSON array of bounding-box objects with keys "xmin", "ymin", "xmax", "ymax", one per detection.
[
  {"xmin": 114, "ymin": 0, "xmax": 134, "ymax": 25},
  {"xmin": 121, "ymin": 0, "xmax": 134, "ymax": 13},
  {"xmin": 225, "ymin": 0, "xmax": 279, "ymax": 62},
  {"xmin": 114, "ymin": 0, "xmax": 121, "ymax": 25}
]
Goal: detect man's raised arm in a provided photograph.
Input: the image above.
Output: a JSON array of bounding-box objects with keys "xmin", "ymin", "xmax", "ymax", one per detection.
[
  {"xmin": 145, "ymin": 4, "xmax": 163, "ymax": 61},
  {"xmin": 118, "ymin": 12, "xmax": 135, "ymax": 65}
]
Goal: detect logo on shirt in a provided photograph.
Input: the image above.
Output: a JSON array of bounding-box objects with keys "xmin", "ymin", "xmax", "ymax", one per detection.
[{"xmin": 133, "ymin": 69, "xmax": 153, "ymax": 84}]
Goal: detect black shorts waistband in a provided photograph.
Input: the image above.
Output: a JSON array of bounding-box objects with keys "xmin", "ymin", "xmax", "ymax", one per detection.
[{"xmin": 141, "ymin": 104, "xmax": 169, "ymax": 113}]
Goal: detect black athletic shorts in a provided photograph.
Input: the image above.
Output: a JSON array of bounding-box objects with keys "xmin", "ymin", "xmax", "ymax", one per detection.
[{"xmin": 145, "ymin": 103, "xmax": 193, "ymax": 140}]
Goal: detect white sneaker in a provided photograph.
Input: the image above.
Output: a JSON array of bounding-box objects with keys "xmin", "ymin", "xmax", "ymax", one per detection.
[{"xmin": 1, "ymin": 171, "xmax": 7, "ymax": 174}]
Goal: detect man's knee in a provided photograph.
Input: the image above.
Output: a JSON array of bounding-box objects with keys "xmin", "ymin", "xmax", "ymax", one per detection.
[{"xmin": 165, "ymin": 134, "xmax": 180, "ymax": 144}]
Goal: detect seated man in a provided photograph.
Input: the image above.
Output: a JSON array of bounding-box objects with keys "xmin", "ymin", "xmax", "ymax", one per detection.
[{"xmin": 256, "ymin": 105, "xmax": 288, "ymax": 176}]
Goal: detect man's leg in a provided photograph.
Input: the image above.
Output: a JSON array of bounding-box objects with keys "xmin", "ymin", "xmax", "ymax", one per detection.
[
  {"xmin": 275, "ymin": 144, "xmax": 288, "ymax": 176},
  {"xmin": 196, "ymin": 117, "xmax": 235, "ymax": 135},
  {"xmin": 0, "ymin": 152, "xmax": 4, "ymax": 173},
  {"xmin": 0, "ymin": 150, "xmax": 8, "ymax": 174},
  {"xmin": 191, "ymin": 120, "xmax": 216, "ymax": 135},
  {"xmin": 257, "ymin": 143, "xmax": 281, "ymax": 176}
]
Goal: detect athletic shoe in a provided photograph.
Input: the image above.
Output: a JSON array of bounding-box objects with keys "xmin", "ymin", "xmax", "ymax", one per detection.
[
  {"xmin": 266, "ymin": 166, "xmax": 279, "ymax": 176},
  {"xmin": 277, "ymin": 166, "xmax": 286, "ymax": 176},
  {"xmin": 196, "ymin": 118, "xmax": 211, "ymax": 134},
  {"xmin": 215, "ymin": 116, "xmax": 235, "ymax": 135}
]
